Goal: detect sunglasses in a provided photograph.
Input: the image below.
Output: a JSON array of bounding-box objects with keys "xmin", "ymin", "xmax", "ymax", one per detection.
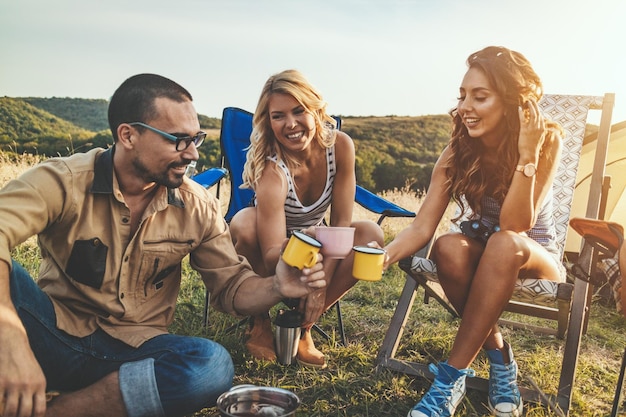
[{"xmin": 129, "ymin": 122, "xmax": 206, "ymax": 151}]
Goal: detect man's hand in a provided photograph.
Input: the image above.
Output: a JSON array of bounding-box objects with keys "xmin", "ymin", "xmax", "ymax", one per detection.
[
  {"xmin": 273, "ymin": 252, "xmax": 326, "ymax": 300},
  {"xmin": 0, "ymin": 311, "xmax": 47, "ymax": 417}
]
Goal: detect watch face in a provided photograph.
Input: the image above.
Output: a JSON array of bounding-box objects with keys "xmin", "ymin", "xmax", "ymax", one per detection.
[{"xmin": 524, "ymin": 164, "xmax": 536, "ymax": 177}]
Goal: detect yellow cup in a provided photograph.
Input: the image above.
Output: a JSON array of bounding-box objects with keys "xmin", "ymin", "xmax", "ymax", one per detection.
[
  {"xmin": 352, "ymin": 246, "xmax": 385, "ymax": 281},
  {"xmin": 281, "ymin": 231, "xmax": 322, "ymax": 269}
]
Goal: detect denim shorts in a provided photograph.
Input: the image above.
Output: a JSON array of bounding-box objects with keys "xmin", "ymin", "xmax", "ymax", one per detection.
[{"xmin": 9, "ymin": 260, "xmax": 234, "ymax": 417}]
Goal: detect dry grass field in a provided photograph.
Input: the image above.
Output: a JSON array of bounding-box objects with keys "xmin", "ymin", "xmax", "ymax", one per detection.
[{"xmin": 3, "ymin": 152, "xmax": 625, "ymax": 416}]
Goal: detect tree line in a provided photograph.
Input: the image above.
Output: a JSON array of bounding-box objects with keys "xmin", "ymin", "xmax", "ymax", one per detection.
[{"xmin": 0, "ymin": 97, "xmax": 451, "ymax": 194}]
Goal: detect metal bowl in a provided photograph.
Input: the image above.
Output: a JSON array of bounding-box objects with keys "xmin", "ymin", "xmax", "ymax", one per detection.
[{"xmin": 216, "ymin": 385, "xmax": 300, "ymax": 417}]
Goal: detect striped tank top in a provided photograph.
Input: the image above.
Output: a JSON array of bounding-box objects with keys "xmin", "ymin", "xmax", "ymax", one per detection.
[{"xmin": 263, "ymin": 146, "xmax": 336, "ymax": 233}]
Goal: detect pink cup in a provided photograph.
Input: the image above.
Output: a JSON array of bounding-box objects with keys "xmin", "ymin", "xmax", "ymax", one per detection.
[{"xmin": 315, "ymin": 226, "xmax": 356, "ymax": 259}]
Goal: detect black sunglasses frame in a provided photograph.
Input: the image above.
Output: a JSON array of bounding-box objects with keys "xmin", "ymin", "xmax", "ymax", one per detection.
[{"xmin": 129, "ymin": 122, "xmax": 206, "ymax": 151}]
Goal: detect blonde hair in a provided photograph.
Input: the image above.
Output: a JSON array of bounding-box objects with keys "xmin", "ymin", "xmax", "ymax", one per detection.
[
  {"xmin": 241, "ymin": 69, "xmax": 337, "ymax": 190},
  {"xmin": 444, "ymin": 46, "xmax": 563, "ymax": 219}
]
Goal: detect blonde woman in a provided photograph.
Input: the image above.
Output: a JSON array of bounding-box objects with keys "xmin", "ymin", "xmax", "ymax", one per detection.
[
  {"xmin": 229, "ymin": 69, "xmax": 383, "ymax": 368},
  {"xmin": 382, "ymin": 47, "xmax": 564, "ymax": 417}
]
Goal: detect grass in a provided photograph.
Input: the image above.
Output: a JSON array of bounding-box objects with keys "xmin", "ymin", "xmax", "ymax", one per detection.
[{"xmin": 3, "ymin": 152, "xmax": 626, "ymax": 416}]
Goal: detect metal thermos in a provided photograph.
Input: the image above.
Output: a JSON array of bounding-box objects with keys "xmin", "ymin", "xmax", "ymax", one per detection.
[
  {"xmin": 274, "ymin": 309, "xmax": 302, "ymax": 365},
  {"xmin": 184, "ymin": 160, "xmax": 197, "ymax": 177}
]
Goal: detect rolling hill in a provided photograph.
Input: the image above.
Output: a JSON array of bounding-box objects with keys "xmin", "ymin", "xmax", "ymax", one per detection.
[{"xmin": 0, "ymin": 96, "xmax": 453, "ymax": 193}]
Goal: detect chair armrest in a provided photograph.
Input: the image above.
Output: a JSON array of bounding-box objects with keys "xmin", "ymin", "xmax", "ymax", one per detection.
[
  {"xmin": 570, "ymin": 217, "xmax": 624, "ymax": 256},
  {"xmin": 399, "ymin": 255, "xmax": 438, "ymax": 281},
  {"xmin": 355, "ymin": 185, "xmax": 415, "ymax": 225},
  {"xmin": 191, "ymin": 167, "xmax": 228, "ymax": 189}
]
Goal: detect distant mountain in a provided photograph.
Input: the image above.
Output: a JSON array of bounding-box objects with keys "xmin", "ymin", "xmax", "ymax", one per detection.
[
  {"xmin": 0, "ymin": 96, "xmax": 453, "ymax": 192},
  {"xmin": 0, "ymin": 97, "xmax": 462, "ymax": 192},
  {"xmin": 3, "ymin": 96, "xmax": 607, "ymax": 194},
  {"xmin": 0, "ymin": 97, "xmax": 224, "ymax": 162},
  {"xmin": 0, "ymin": 97, "xmax": 93, "ymax": 141},
  {"xmin": 7, "ymin": 97, "xmax": 221, "ymax": 133},
  {"xmin": 340, "ymin": 115, "xmax": 451, "ymax": 191},
  {"xmin": 21, "ymin": 97, "xmax": 110, "ymax": 132}
]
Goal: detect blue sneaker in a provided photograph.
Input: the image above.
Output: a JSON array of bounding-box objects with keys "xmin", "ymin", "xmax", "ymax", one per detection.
[
  {"xmin": 408, "ymin": 362, "xmax": 475, "ymax": 417},
  {"xmin": 486, "ymin": 343, "xmax": 523, "ymax": 417}
]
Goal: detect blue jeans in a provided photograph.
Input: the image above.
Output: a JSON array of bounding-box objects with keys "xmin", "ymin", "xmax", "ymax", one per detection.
[{"xmin": 9, "ymin": 260, "xmax": 234, "ymax": 417}]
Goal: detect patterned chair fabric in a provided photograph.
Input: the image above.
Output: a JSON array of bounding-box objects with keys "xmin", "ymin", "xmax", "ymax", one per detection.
[{"xmin": 408, "ymin": 257, "xmax": 563, "ymax": 307}]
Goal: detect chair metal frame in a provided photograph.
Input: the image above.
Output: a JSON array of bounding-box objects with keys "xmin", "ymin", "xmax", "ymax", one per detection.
[
  {"xmin": 192, "ymin": 106, "xmax": 415, "ymax": 346},
  {"xmin": 375, "ymin": 93, "xmax": 615, "ymax": 416}
]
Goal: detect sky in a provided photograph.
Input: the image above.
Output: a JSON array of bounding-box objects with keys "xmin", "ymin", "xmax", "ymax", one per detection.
[{"xmin": 1, "ymin": 0, "xmax": 625, "ymax": 126}]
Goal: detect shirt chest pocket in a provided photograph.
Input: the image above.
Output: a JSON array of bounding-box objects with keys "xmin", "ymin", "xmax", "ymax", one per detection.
[
  {"xmin": 140, "ymin": 257, "xmax": 179, "ymax": 299},
  {"xmin": 66, "ymin": 238, "xmax": 108, "ymax": 289},
  {"xmin": 135, "ymin": 241, "xmax": 193, "ymax": 302}
]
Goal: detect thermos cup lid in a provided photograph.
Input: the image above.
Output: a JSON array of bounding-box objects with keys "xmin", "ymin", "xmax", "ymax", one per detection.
[{"xmin": 274, "ymin": 309, "xmax": 303, "ymax": 328}]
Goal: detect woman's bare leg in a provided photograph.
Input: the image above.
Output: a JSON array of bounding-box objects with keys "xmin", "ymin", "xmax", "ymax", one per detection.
[
  {"xmin": 433, "ymin": 231, "xmax": 562, "ymax": 369},
  {"xmin": 229, "ymin": 208, "xmax": 276, "ymax": 360}
]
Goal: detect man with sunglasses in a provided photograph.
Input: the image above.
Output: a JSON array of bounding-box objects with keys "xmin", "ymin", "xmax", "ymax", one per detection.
[{"xmin": 0, "ymin": 73, "xmax": 326, "ymax": 417}]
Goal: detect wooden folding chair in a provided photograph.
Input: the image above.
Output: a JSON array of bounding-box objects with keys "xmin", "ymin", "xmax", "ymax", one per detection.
[
  {"xmin": 375, "ymin": 93, "xmax": 615, "ymax": 416},
  {"xmin": 569, "ymin": 217, "xmax": 626, "ymax": 417}
]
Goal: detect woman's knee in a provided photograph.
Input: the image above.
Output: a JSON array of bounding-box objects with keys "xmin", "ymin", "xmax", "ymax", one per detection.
[
  {"xmin": 486, "ymin": 231, "xmax": 559, "ymax": 278},
  {"xmin": 352, "ymin": 220, "xmax": 383, "ymax": 245},
  {"xmin": 230, "ymin": 208, "xmax": 258, "ymax": 247},
  {"xmin": 432, "ymin": 234, "xmax": 478, "ymax": 281},
  {"xmin": 432, "ymin": 234, "xmax": 470, "ymax": 265},
  {"xmin": 483, "ymin": 231, "xmax": 523, "ymax": 263},
  {"xmin": 154, "ymin": 338, "xmax": 234, "ymax": 415}
]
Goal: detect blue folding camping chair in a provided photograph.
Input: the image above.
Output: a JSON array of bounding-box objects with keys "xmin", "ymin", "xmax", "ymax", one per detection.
[{"xmin": 192, "ymin": 107, "xmax": 415, "ymax": 345}]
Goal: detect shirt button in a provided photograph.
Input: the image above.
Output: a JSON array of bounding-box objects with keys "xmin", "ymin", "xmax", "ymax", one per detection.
[
  {"xmin": 120, "ymin": 293, "xmax": 125, "ymax": 299},
  {"xmin": 124, "ymin": 256, "xmax": 129, "ymax": 262},
  {"xmin": 122, "ymin": 217, "xmax": 129, "ymax": 224}
]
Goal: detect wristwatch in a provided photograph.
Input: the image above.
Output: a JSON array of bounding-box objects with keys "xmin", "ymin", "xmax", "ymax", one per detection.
[{"xmin": 515, "ymin": 163, "xmax": 537, "ymax": 177}]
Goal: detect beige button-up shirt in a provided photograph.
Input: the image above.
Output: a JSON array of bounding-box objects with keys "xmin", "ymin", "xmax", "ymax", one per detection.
[{"xmin": 0, "ymin": 147, "xmax": 256, "ymax": 347}]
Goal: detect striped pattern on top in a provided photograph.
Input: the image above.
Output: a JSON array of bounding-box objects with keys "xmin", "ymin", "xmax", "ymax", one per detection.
[{"xmin": 261, "ymin": 146, "xmax": 336, "ymax": 233}]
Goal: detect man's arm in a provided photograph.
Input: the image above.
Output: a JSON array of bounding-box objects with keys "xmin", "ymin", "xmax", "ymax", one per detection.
[
  {"xmin": 0, "ymin": 260, "xmax": 47, "ymax": 417},
  {"xmin": 230, "ymin": 254, "xmax": 326, "ymax": 317}
]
